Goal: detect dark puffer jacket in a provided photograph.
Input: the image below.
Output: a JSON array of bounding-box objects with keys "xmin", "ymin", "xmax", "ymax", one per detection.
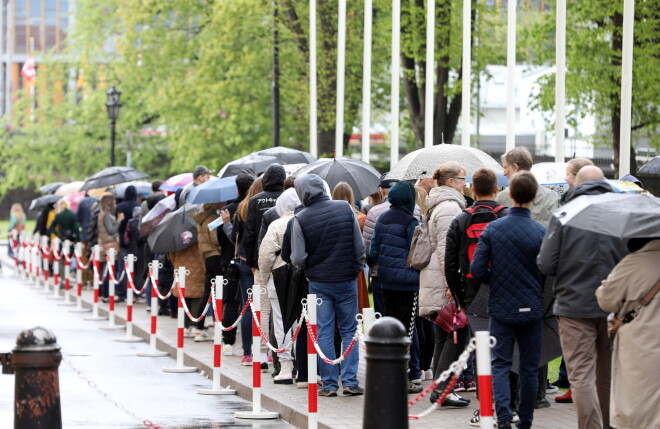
[
  {"xmin": 471, "ymin": 207, "xmax": 546, "ymax": 325},
  {"xmin": 291, "ymin": 175, "xmax": 365, "ymax": 282},
  {"xmin": 244, "ymin": 164, "xmax": 285, "ymax": 268},
  {"xmin": 538, "ymin": 180, "xmax": 628, "ymax": 318},
  {"xmin": 369, "ymin": 182, "xmax": 419, "ymax": 292}
]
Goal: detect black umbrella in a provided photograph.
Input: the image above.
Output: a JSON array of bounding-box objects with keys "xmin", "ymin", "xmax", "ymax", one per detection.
[
  {"xmin": 294, "ymin": 158, "xmax": 381, "ymax": 200},
  {"xmin": 81, "ymin": 166, "xmax": 149, "ymax": 191},
  {"xmin": 466, "ymin": 284, "xmax": 562, "ymax": 372},
  {"xmin": 147, "ymin": 204, "xmax": 198, "ymax": 253},
  {"xmin": 639, "ymin": 156, "xmax": 660, "ymax": 175},
  {"xmin": 218, "ymin": 154, "xmax": 280, "ymax": 178},
  {"xmin": 29, "ymin": 194, "xmax": 62, "ymax": 211},
  {"xmin": 271, "ymin": 264, "xmax": 308, "ymax": 333},
  {"xmin": 256, "ymin": 147, "xmax": 316, "ymax": 165},
  {"xmin": 39, "ymin": 181, "xmax": 66, "ymax": 194}
]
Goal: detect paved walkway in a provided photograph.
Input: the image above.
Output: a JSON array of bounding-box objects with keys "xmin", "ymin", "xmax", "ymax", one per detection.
[{"xmin": 1, "ymin": 254, "xmax": 578, "ymax": 429}]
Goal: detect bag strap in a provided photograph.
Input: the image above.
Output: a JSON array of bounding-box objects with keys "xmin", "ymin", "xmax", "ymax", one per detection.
[
  {"xmin": 233, "ymin": 232, "xmax": 239, "ymax": 259},
  {"xmin": 640, "ymin": 278, "xmax": 660, "ymax": 306}
]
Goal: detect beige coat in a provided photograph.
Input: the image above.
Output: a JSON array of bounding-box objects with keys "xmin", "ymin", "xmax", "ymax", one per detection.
[
  {"xmin": 192, "ymin": 205, "xmax": 221, "ymax": 260},
  {"xmin": 258, "ymin": 212, "xmax": 294, "ymax": 298},
  {"xmin": 596, "ymin": 239, "xmax": 660, "ymax": 429},
  {"xmin": 169, "ymin": 243, "xmax": 205, "ymax": 299},
  {"xmin": 419, "ymin": 186, "xmax": 466, "ymax": 316}
]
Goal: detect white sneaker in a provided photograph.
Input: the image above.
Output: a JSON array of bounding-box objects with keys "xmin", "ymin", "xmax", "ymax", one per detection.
[
  {"xmin": 194, "ymin": 330, "xmax": 212, "ymax": 342},
  {"xmin": 423, "ymin": 369, "xmax": 433, "ymax": 381},
  {"xmin": 222, "ymin": 344, "xmax": 234, "ymax": 356},
  {"xmin": 183, "ymin": 327, "xmax": 195, "ymax": 338}
]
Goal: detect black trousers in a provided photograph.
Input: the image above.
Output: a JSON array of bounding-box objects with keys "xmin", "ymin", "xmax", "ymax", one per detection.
[{"xmin": 196, "ymin": 255, "xmax": 223, "ymax": 331}]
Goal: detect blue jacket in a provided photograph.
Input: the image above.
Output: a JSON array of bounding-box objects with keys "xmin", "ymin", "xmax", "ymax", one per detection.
[
  {"xmin": 291, "ymin": 175, "xmax": 365, "ymax": 282},
  {"xmin": 471, "ymin": 207, "xmax": 546, "ymax": 325},
  {"xmin": 369, "ymin": 182, "xmax": 419, "ymax": 292}
]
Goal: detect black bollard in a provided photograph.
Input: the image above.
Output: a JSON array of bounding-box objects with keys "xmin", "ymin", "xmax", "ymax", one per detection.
[
  {"xmin": 12, "ymin": 326, "xmax": 63, "ymax": 429},
  {"xmin": 362, "ymin": 316, "xmax": 410, "ymax": 429}
]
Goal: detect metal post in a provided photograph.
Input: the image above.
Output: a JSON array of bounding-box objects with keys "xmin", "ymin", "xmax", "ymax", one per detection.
[
  {"xmin": 163, "ymin": 266, "xmax": 196, "ymax": 373},
  {"xmin": 361, "ymin": 0, "xmax": 372, "ymax": 162},
  {"xmin": 137, "ymin": 261, "xmax": 168, "ymax": 357},
  {"xmin": 506, "ymin": 0, "xmax": 516, "ymax": 151},
  {"xmin": 110, "ymin": 119, "xmax": 116, "ymax": 166},
  {"xmin": 555, "ymin": 0, "xmax": 566, "ymax": 162},
  {"xmin": 476, "ymin": 331, "xmax": 494, "ymax": 429},
  {"xmin": 84, "ymin": 245, "xmax": 107, "ymax": 321},
  {"xmin": 461, "ymin": 0, "xmax": 472, "ymax": 147},
  {"xmin": 618, "ymin": 0, "xmax": 635, "ymax": 177},
  {"xmin": 362, "ymin": 316, "xmax": 410, "ymax": 428},
  {"xmin": 390, "ymin": 0, "xmax": 401, "ymax": 168},
  {"xmin": 424, "ymin": 0, "xmax": 435, "ymax": 148},
  {"xmin": 309, "ymin": 0, "xmax": 317, "ymax": 158},
  {"xmin": 115, "ymin": 254, "xmax": 142, "ymax": 343},
  {"xmin": 335, "ymin": 0, "xmax": 347, "ymax": 158}
]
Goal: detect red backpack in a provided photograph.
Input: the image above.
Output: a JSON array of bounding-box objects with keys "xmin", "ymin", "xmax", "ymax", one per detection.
[{"xmin": 463, "ymin": 205, "xmax": 505, "ymax": 278}]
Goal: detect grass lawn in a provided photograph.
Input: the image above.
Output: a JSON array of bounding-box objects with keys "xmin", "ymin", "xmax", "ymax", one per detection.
[{"xmin": 0, "ymin": 220, "xmax": 37, "ymax": 238}]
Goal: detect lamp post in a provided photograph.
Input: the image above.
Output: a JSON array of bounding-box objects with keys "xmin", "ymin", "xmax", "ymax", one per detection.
[{"xmin": 105, "ymin": 86, "xmax": 122, "ymax": 166}]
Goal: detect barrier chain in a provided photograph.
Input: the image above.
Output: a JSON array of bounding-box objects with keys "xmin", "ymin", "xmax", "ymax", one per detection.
[
  {"xmin": 148, "ymin": 270, "xmax": 173, "ymax": 300},
  {"xmin": 246, "ymin": 290, "xmax": 304, "ymax": 354},
  {"xmin": 75, "ymin": 247, "xmax": 92, "ymax": 270},
  {"xmin": 303, "ymin": 302, "xmax": 361, "ymax": 365},
  {"xmin": 176, "ymin": 274, "xmax": 212, "ymax": 323},
  {"xmin": 210, "ymin": 285, "xmax": 251, "ymax": 332},
  {"xmin": 128, "ymin": 271, "xmax": 149, "ymax": 295}
]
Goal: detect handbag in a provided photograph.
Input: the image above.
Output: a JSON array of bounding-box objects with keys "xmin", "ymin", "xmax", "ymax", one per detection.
[
  {"xmin": 223, "ymin": 233, "xmax": 240, "ymax": 283},
  {"xmin": 607, "ymin": 278, "xmax": 660, "ymax": 339},
  {"xmin": 430, "ymin": 300, "xmax": 468, "ymax": 344}
]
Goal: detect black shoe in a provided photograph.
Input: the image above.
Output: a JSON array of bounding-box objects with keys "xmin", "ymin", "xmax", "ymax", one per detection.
[
  {"xmin": 497, "ymin": 424, "xmax": 512, "ymax": 429},
  {"xmin": 318, "ymin": 389, "xmax": 337, "ymax": 397},
  {"xmin": 431, "ymin": 391, "xmax": 469, "ymax": 407},
  {"xmin": 534, "ymin": 397, "xmax": 551, "ymax": 409},
  {"xmin": 101, "ymin": 297, "xmax": 109, "ymax": 303},
  {"xmin": 342, "ymin": 385, "xmax": 364, "ymax": 396},
  {"xmin": 552, "ymin": 377, "xmax": 570, "ymax": 389}
]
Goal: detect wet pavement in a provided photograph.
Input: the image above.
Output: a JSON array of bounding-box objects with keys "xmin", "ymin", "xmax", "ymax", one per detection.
[{"xmin": 0, "ymin": 266, "xmax": 295, "ymax": 429}]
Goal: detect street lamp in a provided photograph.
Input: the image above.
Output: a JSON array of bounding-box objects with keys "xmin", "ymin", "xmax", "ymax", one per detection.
[{"xmin": 106, "ymin": 86, "xmax": 122, "ymax": 166}]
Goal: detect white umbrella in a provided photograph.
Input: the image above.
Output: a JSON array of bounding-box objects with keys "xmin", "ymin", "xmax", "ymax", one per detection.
[
  {"xmin": 386, "ymin": 144, "xmax": 503, "ymax": 180},
  {"xmin": 531, "ymin": 162, "xmax": 568, "ymax": 185},
  {"xmin": 55, "ymin": 181, "xmax": 85, "ymax": 196}
]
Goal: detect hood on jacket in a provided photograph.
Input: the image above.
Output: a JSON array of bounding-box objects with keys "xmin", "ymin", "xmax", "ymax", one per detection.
[
  {"xmin": 99, "ymin": 193, "xmax": 116, "ymax": 213},
  {"xmin": 295, "ymin": 174, "xmax": 329, "ymax": 207},
  {"xmin": 145, "ymin": 193, "xmax": 165, "ymax": 210},
  {"xmin": 563, "ymin": 180, "xmax": 614, "ymax": 203},
  {"xmin": 276, "ymin": 188, "xmax": 301, "ymax": 216},
  {"xmin": 262, "ymin": 164, "xmax": 286, "ymax": 192},
  {"xmin": 124, "ymin": 185, "xmax": 137, "ymax": 201},
  {"xmin": 388, "ymin": 181, "xmax": 416, "ymax": 214},
  {"xmin": 191, "ymin": 203, "xmax": 216, "ymax": 223},
  {"xmin": 427, "ymin": 185, "xmax": 467, "ymax": 211}
]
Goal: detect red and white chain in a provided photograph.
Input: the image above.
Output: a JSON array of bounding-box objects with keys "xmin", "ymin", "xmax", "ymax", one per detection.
[
  {"xmin": 52, "ymin": 246, "xmax": 61, "ymax": 262},
  {"xmin": 246, "ymin": 291, "xmax": 305, "ymax": 353},
  {"xmin": 408, "ymin": 337, "xmax": 480, "ymax": 419},
  {"xmin": 176, "ymin": 277, "xmax": 213, "ymax": 323},
  {"xmin": 303, "ymin": 304, "xmax": 361, "ymax": 365},
  {"xmin": 149, "ymin": 270, "xmax": 173, "ymax": 300},
  {"xmin": 75, "ymin": 248, "xmax": 91, "ymax": 270},
  {"xmin": 127, "ymin": 270, "xmax": 148, "ymax": 295},
  {"xmin": 41, "ymin": 244, "xmax": 51, "ymax": 257},
  {"xmin": 209, "ymin": 283, "xmax": 251, "ymax": 332}
]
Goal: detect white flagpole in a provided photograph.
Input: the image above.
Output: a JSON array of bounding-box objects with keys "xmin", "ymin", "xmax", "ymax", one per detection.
[
  {"xmin": 461, "ymin": 0, "xmax": 471, "ymax": 147},
  {"xmin": 361, "ymin": 0, "xmax": 373, "ymax": 162},
  {"xmin": 309, "ymin": 0, "xmax": 318, "ymax": 158},
  {"xmin": 335, "ymin": 0, "xmax": 347, "ymax": 158},
  {"xmin": 618, "ymin": 0, "xmax": 634, "ymax": 177},
  {"xmin": 506, "ymin": 0, "xmax": 516, "ymax": 151},
  {"xmin": 424, "ymin": 0, "xmax": 435, "ymax": 148},
  {"xmin": 555, "ymin": 0, "xmax": 566, "ymax": 162},
  {"xmin": 390, "ymin": 0, "xmax": 401, "ymax": 169}
]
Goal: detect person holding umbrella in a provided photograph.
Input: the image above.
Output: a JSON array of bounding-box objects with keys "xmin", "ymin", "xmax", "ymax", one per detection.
[
  {"xmin": 537, "ymin": 166, "xmax": 627, "ymax": 429},
  {"xmin": 258, "ymin": 187, "xmax": 301, "ymax": 384},
  {"xmin": 98, "ymin": 193, "xmax": 124, "ymax": 302}
]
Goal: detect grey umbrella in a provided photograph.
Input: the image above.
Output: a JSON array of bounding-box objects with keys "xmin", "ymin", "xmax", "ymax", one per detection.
[
  {"xmin": 147, "ymin": 204, "xmax": 199, "ymax": 253},
  {"xmin": 29, "ymin": 194, "xmax": 62, "ymax": 211},
  {"xmin": 218, "ymin": 154, "xmax": 280, "ymax": 178},
  {"xmin": 81, "ymin": 166, "xmax": 149, "ymax": 191},
  {"xmin": 387, "ymin": 144, "xmax": 503, "ymax": 180},
  {"xmin": 555, "ymin": 193, "xmax": 660, "ymax": 239},
  {"xmin": 256, "ymin": 147, "xmax": 316, "ymax": 165},
  {"xmin": 467, "ymin": 284, "xmax": 562, "ymax": 372},
  {"xmin": 639, "ymin": 156, "xmax": 660, "ymax": 175},
  {"xmin": 294, "ymin": 158, "xmax": 381, "ymax": 200},
  {"xmin": 39, "ymin": 182, "xmax": 66, "ymax": 194},
  {"xmin": 110, "ymin": 181, "xmax": 153, "ymax": 199}
]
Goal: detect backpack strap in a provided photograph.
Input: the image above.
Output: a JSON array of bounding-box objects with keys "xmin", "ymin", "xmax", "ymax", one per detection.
[{"xmin": 640, "ymin": 278, "xmax": 660, "ymax": 306}]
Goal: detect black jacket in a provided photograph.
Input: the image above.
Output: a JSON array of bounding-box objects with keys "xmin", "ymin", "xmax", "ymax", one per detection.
[
  {"xmin": 537, "ymin": 180, "xmax": 628, "ymax": 318},
  {"xmin": 445, "ymin": 200, "xmax": 509, "ymax": 309},
  {"xmin": 258, "ymin": 206, "xmax": 280, "ymax": 251},
  {"xmin": 243, "ymin": 164, "xmax": 285, "ymax": 268},
  {"xmin": 219, "ymin": 198, "xmax": 241, "ymax": 268}
]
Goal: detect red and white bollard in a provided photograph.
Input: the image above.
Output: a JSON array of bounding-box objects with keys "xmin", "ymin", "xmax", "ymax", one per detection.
[
  {"xmin": 307, "ymin": 293, "xmax": 319, "ymax": 429},
  {"xmin": 33, "ymin": 237, "xmax": 41, "ymax": 285},
  {"xmin": 137, "ymin": 260, "xmax": 168, "ymax": 357},
  {"xmin": 476, "ymin": 331, "xmax": 494, "ymax": 429},
  {"xmin": 70, "ymin": 243, "xmax": 91, "ymax": 313},
  {"xmin": 40, "ymin": 236, "xmax": 50, "ymax": 293},
  {"xmin": 58, "ymin": 240, "xmax": 75, "ymax": 307},
  {"xmin": 164, "ymin": 267, "xmax": 197, "ymax": 373},
  {"xmin": 48, "ymin": 238, "xmax": 63, "ymax": 300},
  {"xmin": 101, "ymin": 248, "xmax": 124, "ymax": 330},
  {"xmin": 115, "ymin": 254, "xmax": 143, "ymax": 343},
  {"xmin": 84, "ymin": 245, "xmax": 107, "ymax": 321},
  {"xmin": 235, "ymin": 285, "xmax": 278, "ymax": 420},
  {"xmin": 20, "ymin": 233, "xmax": 28, "ymax": 278},
  {"xmin": 198, "ymin": 275, "xmax": 236, "ymax": 395}
]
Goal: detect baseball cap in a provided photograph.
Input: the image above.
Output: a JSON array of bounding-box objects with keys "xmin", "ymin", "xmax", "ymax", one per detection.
[{"xmin": 193, "ymin": 165, "xmax": 215, "ymax": 178}]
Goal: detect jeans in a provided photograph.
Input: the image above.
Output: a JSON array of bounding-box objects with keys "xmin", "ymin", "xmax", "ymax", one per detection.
[
  {"xmin": 490, "ymin": 317, "xmax": 542, "ymax": 429},
  {"xmin": 222, "ymin": 275, "xmax": 240, "ymax": 346},
  {"xmin": 238, "ymin": 259, "xmax": 254, "ymax": 356},
  {"xmin": 199, "ymin": 256, "xmax": 223, "ymax": 329},
  {"xmin": 309, "ymin": 280, "xmax": 360, "ymax": 391},
  {"xmin": 370, "ymin": 276, "xmax": 385, "ymax": 315}
]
